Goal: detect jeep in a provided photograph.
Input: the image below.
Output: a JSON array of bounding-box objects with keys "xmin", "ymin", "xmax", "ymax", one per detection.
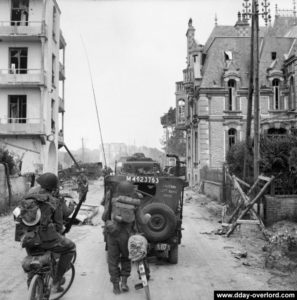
[{"xmin": 104, "ymin": 153, "xmax": 186, "ymax": 264}]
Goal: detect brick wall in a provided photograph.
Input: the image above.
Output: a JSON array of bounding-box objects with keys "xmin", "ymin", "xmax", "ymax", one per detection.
[
  {"xmin": 210, "ymin": 122, "xmax": 225, "ymax": 167},
  {"xmin": 264, "ymin": 195, "xmax": 297, "ymax": 226}
]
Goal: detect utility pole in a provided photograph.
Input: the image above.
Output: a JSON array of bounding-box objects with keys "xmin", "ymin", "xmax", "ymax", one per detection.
[
  {"xmin": 242, "ymin": 0, "xmax": 270, "ymax": 182},
  {"xmin": 81, "ymin": 137, "xmax": 85, "ymax": 163}
]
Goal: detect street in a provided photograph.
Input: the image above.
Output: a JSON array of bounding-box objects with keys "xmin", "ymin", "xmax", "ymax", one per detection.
[{"xmin": 0, "ymin": 180, "xmax": 296, "ymax": 300}]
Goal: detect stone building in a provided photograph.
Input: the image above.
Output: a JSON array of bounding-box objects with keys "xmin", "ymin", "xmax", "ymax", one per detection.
[
  {"xmin": 0, "ymin": 0, "xmax": 66, "ymax": 174},
  {"xmin": 176, "ymin": 8, "xmax": 297, "ymax": 186}
]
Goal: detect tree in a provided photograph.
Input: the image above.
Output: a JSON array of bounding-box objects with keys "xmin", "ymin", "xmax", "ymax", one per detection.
[
  {"xmin": 161, "ymin": 128, "xmax": 186, "ymax": 157},
  {"xmin": 0, "ymin": 148, "xmax": 16, "ymax": 174}
]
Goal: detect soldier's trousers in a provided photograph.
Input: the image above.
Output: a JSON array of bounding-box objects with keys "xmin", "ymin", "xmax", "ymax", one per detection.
[{"xmin": 107, "ymin": 230, "xmax": 131, "ymax": 283}]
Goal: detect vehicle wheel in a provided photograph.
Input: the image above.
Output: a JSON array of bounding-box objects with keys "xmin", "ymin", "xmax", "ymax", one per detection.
[
  {"xmin": 27, "ymin": 275, "xmax": 44, "ymax": 300},
  {"xmin": 50, "ymin": 263, "xmax": 75, "ymax": 300},
  {"xmin": 137, "ymin": 203, "xmax": 177, "ymax": 242},
  {"xmin": 168, "ymin": 244, "xmax": 178, "ymax": 264}
]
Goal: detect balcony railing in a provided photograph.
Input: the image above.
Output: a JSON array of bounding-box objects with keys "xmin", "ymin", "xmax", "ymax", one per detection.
[
  {"xmin": 176, "ymin": 81, "xmax": 184, "ymax": 92},
  {"xmin": 0, "ymin": 118, "xmax": 45, "ymax": 135},
  {"xmin": 0, "ymin": 69, "xmax": 46, "ymax": 86},
  {"xmin": 0, "ymin": 21, "xmax": 46, "ymax": 37},
  {"xmin": 59, "ymin": 62, "xmax": 65, "ymax": 80},
  {"xmin": 183, "ymin": 67, "xmax": 194, "ymax": 83}
]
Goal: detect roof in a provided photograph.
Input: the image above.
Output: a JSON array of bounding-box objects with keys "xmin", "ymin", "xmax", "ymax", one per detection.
[
  {"xmin": 201, "ymin": 37, "xmax": 252, "ymax": 88},
  {"xmin": 199, "ymin": 20, "xmax": 295, "ymax": 89}
]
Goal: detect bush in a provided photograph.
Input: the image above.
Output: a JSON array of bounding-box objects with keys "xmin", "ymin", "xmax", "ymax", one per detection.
[
  {"xmin": 0, "ymin": 148, "xmax": 16, "ymax": 174},
  {"xmin": 226, "ymin": 135, "xmax": 297, "ymax": 183}
]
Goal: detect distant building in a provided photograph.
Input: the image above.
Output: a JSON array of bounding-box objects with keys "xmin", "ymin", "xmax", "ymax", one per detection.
[
  {"xmin": 176, "ymin": 8, "xmax": 297, "ymax": 186},
  {"xmin": 0, "ymin": 0, "xmax": 66, "ymax": 174}
]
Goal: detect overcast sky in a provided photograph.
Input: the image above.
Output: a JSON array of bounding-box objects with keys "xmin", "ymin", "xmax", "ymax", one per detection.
[{"xmin": 58, "ymin": 0, "xmax": 293, "ymax": 151}]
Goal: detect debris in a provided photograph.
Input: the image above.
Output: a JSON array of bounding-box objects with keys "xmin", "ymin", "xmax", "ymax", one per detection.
[
  {"xmin": 242, "ymin": 262, "xmax": 251, "ymax": 266},
  {"xmin": 231, "ymin": 250, "xmax": 248, "ymax": 259},
  {"xmin": 200, "ymin": 231, "xmax": 213, "ymax": 235}
]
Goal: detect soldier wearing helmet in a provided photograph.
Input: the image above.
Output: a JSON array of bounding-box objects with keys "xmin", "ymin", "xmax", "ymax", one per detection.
[
  {"xmin": 103, "ymin": 180, "xmax": 140, "ymax": 294},
  {"xmin": 25, "ymin": 172, "xmax": 76, "ymax": 293}
]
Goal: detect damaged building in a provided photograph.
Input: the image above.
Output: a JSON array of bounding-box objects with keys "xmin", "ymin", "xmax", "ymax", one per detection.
[{"xmin": 0, "ymin": 0, "xmax": 66, "ymax": 174}]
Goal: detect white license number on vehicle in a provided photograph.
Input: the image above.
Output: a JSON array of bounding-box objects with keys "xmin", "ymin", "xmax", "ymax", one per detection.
[{"xmin": 126, "ymin": 176, "xmax": 159, "ymax": 184}]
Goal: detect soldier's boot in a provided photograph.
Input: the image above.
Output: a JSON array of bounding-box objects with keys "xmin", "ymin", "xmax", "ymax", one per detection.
[
  {"xmin": 113, "ymin": 282, "xmax": 121, "ymax": 295},
  {"xmin": 121, "ymin": 276, "xmax": 129, "ymax": 292}
]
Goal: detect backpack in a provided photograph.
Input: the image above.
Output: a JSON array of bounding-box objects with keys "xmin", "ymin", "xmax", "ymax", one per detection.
[
  {"xmin": 111, "ymin": 196, "xmax": 137, "ymax": 223},
  {"xmin": 15, "ymin": 193, "xmax": 57, "ymax": 248}
]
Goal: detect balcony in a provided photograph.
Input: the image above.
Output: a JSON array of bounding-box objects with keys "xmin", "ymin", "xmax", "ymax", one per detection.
[
  {"xmin": 183, "ymin": 67, "xmax": 194, "ymax": 92},
  {"xmin": 59, "ymin": 62, "xmax": 65, "ymax": 80},
  {"xmin": 0, "ymin": 118, "xmax": 45, "ymax": 136},
  {"xmin": 59, "ymin": 97, "xmax": 65, "ymax": 113},
  {"xmin": 175, "ymin": 81, "xmax": 184, "ymax": 93},
  {"xmin": 0, "ymin": 21, "xmax": 46, "ymax": 41},
  {"xmin": 0, "ymin": 69, "xmax": 46, "ymax": 88}
]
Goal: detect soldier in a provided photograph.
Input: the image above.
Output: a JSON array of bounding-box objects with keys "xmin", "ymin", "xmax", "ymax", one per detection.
[{"xmin": 102, "ymin": 181, "xmax": 140, "ymax": 294}]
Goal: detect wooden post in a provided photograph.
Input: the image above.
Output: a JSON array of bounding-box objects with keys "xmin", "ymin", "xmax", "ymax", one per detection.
[
  {"xmin": 254, "ymin": 0, "xmax": 260, "ymax": 181},
  {"xmin": 243, "ymin": 0, "xmax": 255, "ymax": 181}
]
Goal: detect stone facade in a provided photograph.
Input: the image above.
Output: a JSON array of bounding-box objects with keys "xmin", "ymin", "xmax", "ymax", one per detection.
[{"xmin": 176, "ymin": 12, "xmax": 297, "ymax": 186}]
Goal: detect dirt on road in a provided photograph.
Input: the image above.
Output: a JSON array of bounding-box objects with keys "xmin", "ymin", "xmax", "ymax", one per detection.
[{"xmin": 0, "ymin": 181, "xmax": 296, "ymax": 300}]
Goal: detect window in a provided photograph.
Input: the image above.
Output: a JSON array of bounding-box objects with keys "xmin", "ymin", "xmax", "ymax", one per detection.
[
  {"xmin": 9, "ymin": 48, "xmax": 28, "ymax": 74},
  {"xmin": 8, "ymin": 95, "xmax": 27, "ymax": 123},
  {"xmin": 52, "ymin": 6, "xmax": 57, "ymax": 40},
  {"xmin": 52, "ymin": 54, "xmax": 56, "ymax": 87},
  {"xmin": 227, "ymin": 79, "xmax": 236, "ymax": 111},
  {"xmin": 51, "ymin": 99, "xmax": 55, "ymax": 132},
  {"xmin": 271, "ymin": 52, "xmax": 277, "ymax": 60},
  {"xmin": 267, "ymin": 128, "xmax": 287, "ymax": 138},
  {"xmin": 177, "ymin": 100, "xmax": 185, "ymax": 124},
  {"xmin": 11, "ymin": 0, "xmax": 29, "ymax": 26},
  {"xmin": 194, "ymin": 131, "xmax": 198, "ymax": 163},
  {"xmin": 272, "ymin": 79, "xmax": 280, "ymax": 110},
  {"xmin": 289, "ymin": 77, "xmax": 295, "ymax": 110},
  {"xmin": 228, "ymin": 128, "xmax": 237, "ymax": 149}
]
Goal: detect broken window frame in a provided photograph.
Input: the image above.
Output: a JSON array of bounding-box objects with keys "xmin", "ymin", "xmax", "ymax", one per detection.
[
  {"xmin": 8, "ymin": 95, "xmax": 27, "ymax": 123},
  {"xmin": 9, "ymin": 48, "xmax": 28, "ymax": 74},
  {"xmin": 11, "ymin": 0, "xmax": 29, "ymax": 26}
]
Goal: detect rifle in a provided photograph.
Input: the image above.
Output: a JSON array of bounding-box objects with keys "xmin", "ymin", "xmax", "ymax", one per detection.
[{"xmin": 63, "ymin": 175, "xmax": 89, "ymax": 234}]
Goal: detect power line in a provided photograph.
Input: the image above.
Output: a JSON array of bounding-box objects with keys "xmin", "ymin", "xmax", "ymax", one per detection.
[{"xmin": 80, "ymin": 35, "xmax": 107, "ymax": 167}]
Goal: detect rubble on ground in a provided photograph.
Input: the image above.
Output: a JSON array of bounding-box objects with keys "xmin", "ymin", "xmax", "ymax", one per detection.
[{"xmin": 263, "ymin": 221, "xmax": 297, "ymax": 272}]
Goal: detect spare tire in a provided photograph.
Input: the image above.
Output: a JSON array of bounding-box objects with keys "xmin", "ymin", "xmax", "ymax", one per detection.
[{"xmin": 136, "ymin": 202, "xmax": 177, "ymax": 242}]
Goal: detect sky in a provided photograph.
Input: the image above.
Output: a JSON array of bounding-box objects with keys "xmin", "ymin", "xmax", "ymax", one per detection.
[{"xmin": 58, "ymin": 0, "xmax": 294, "ymax": 151}]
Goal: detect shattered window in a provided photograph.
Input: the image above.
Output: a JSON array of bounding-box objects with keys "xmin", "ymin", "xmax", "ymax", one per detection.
[
  {"xmin": 11, "ymin": 0, "xmax": 29, "ymax": 26},
  {"xmin": 9, "ymin": 48, "xmax": 28, "ymax": 74},
  {"xmin": 8, "ymin": 95, "xmax": 27, "ymax": 123}
]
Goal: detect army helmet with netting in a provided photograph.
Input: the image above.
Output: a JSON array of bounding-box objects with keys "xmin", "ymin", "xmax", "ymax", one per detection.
[{"xmin": 36, "ymin": 172, "xmax": 59, "ymax": 191}]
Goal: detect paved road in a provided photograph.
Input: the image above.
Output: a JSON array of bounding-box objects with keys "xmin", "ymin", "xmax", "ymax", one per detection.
[{"xmin": 0, "ymin": 180, "xmax": 295, "ymax": 300}]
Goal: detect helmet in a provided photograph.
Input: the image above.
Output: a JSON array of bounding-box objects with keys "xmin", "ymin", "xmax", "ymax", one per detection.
[
  {"xmin": 116, "ymin": 181, "xmax": 135, "ymax": 196},
  {"xmin": 36, "ymin": 173, "xmax": 59, "ymax": 191}
]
